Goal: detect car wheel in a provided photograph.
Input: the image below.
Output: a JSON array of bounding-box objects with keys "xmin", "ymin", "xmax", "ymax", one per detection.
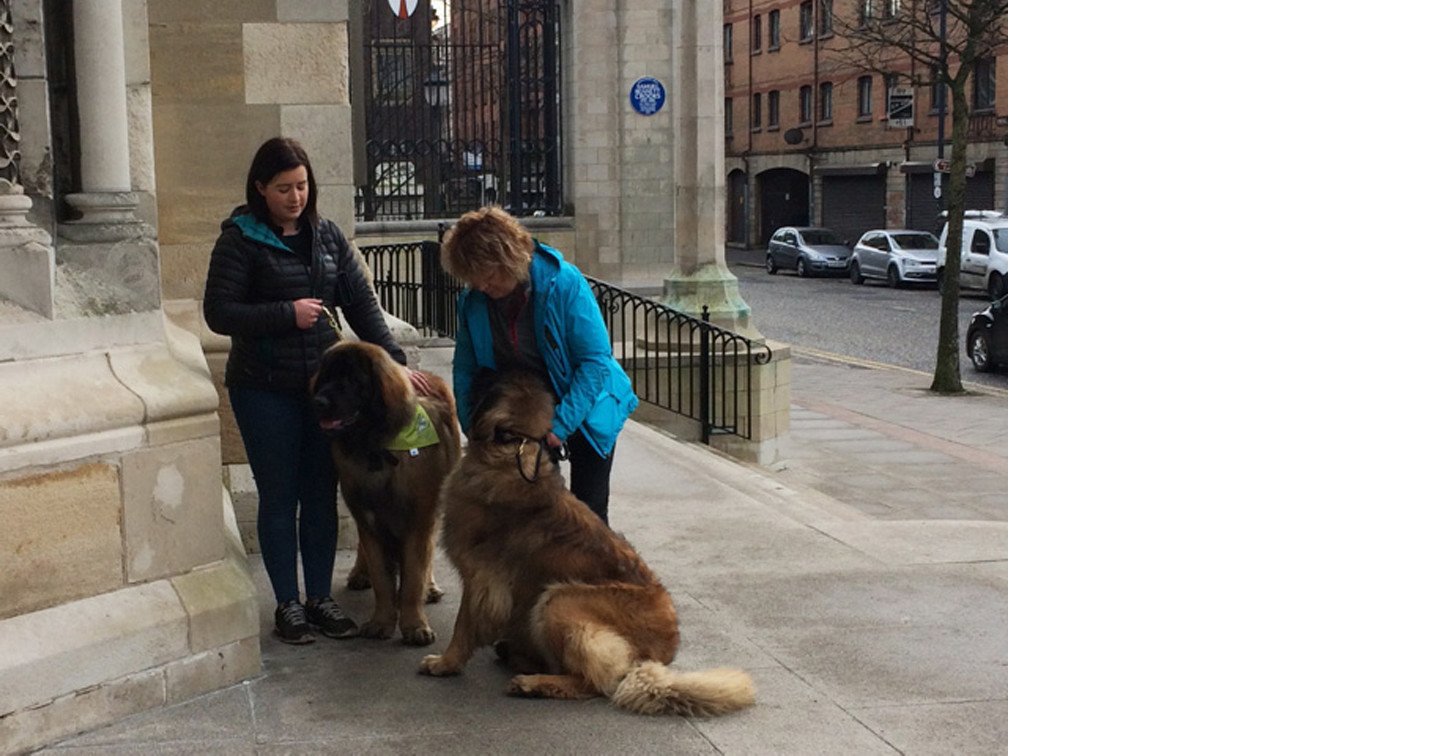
[
  {"xmin": 796, "ymin": 257, "xmax": 810, "ymax": 278},
  {"xmin": 849, "ymin": 261, "xmax": 865, "ymax": 285},
  {"xmin": 970, "ymin": 330, "xmax": 994, "ymax": 373},
  {"xmin": 988, "ymin": 273, "xmax": 1006, "ymax": 300},
  {"xmin": 765, "ymin": 254, "xmax": 778, "ymax": 275},
  {"xmin": 887, "ymin": 266, "xmax": 903, "ymax": 289}
]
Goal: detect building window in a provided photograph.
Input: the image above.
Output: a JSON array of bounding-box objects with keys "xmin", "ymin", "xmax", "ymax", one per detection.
[
  {"xmin": 799, "ymin": 85, "xmax": 813, "ymax": 124},
  {"xmin": 725, "ymin": 97, "xmax": 734, "ymax": 137},
  {"xmin": 857, "ymin": 75, "xmax": 872, "ymax": 119},
  {"xmin": 859, "ymin": 0, "xmax": 875, "ymax": 25},
  {"xmin": 884, "ymin": 0, "xmax": 900, "ymax": 20},
  {"xmin": 724, "ymin": 23, "xmax": 733, "ymax": 63},
  {"xmin": 819, "ymin": 81, "xmax": 833, "ymax": 122},
  {"xmin": 800, "ymin": 1, "xmax": 814, "ymax": 41},
  {"xmin": 973, "ymin": 56, "xmax": 997, "ymax": 112},
  {"xmin": 752, "ymin": 15, "xmax": 762, "ymax": 53},
  {"xmin": 768, "ymin": 9, "xmax": 781, "ymax": 50},
  {"xmin": 818, "ymin": 0, "xmax": 834, "ymax": 35},
  {"xmin": 373, "ymin": 39, "xmax": 414, "ymax": 106},
  {"xmin": 768, "ymin": 90, "xmax": 781, "ymax": 129},
  {"xmin": 931, "ymin": 66, "xmax": 947, "ymax": 113},
  {"xmin": 751, "ymin": 92, "xmax": 762, "ymax": 130}
]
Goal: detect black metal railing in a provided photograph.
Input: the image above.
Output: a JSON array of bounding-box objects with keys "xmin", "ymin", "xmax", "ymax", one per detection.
[
  {"xmin": 358, "ymin": 239, "xmax": 773, "ymax": 441},
  {"xmin": 588, "ymin": 280, "xmax": 773, "ymax": 443},
  {"xmin": 356, "ymin": 0, "xmax": 563, "ymax": 221}
]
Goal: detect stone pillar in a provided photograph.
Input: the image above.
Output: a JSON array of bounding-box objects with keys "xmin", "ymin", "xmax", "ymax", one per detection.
[
  {"xmin": 0, "ymin": 0, "xmax": 54, "ymax": 318},
  {"xmin": 656, "ymin": 0, "xmax": 755, "ymax": 337},
  {"xmin": 67, "ymin": 0, "xmax": 139, "ymax": 226}
]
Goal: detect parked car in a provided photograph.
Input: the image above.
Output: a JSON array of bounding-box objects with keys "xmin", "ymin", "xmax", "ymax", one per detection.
[
  {"xmin": 938, "ymin": 210, "xmax": 1008, "ymax": 299},
  {"xmin": 765, "ymin": 226, "xmax": 851, "ymax": 277},
  {"xmin": 847, "ymin": 229, "xmax": 943, "ymax": 287},
  {"xmin": 965, "ymin": 294, "xmax": 1008, "ymax": 372}
]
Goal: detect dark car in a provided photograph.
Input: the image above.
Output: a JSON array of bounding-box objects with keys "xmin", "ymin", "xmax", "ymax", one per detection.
[
  {"xmin": 965, "ymin": 295, "xmax": 1007, "ymax": 372},
  {"xmin": 766, "ymin": 226, "xmax": 852, "ymax": 277}
]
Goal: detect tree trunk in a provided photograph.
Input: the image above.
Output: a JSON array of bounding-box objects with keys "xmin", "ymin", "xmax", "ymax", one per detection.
[{"xmin": 930, "ymin": 77, "xmax": 971, "ymax": 394}]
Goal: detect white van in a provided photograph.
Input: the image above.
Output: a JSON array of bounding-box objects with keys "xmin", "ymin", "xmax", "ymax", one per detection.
[{"xmin": 938, "ymin": 210, "xmax": 1008, "ymax": 299}]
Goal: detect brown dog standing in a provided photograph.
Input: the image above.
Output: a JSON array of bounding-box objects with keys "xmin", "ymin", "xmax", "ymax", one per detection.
[
  {"xmin": 418, "ymin": 369, "xmax": 755, "ymax": 716},
  {"xmin": 311, "ymin": 341, "xmax": 460, "ymax": 645}
]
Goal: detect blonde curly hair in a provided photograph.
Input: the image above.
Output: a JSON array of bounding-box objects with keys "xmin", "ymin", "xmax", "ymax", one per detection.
[{"xmin": 440, "ymin": 206, "xmax": 534, "ymax": 286}]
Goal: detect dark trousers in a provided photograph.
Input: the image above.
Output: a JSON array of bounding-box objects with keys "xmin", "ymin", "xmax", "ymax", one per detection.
[
  {"xmin": 229, "ymin": 386, "xmax": 339, "ymax": 604},
  {"xmin": 566, "ymin": 431, "xmax": 615, "ymax": 525}
]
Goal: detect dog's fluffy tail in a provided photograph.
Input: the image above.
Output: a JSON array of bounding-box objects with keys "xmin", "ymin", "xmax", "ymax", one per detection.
[{"xmin": 610, "ymin": 660, "xmax": 755, "ymax": 717}]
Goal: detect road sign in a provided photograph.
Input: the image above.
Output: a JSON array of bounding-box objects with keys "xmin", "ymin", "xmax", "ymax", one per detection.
[
  {"xmin": 887, "ymin": 87, "xmax": 914, "ymax": 128},
  {"xmin": 934, "ymin": 158, "xmax": 950, "ymax": 173},
  {"xmin": 388, "ymin": 0, "xmax": 421, "ymax": 19}
]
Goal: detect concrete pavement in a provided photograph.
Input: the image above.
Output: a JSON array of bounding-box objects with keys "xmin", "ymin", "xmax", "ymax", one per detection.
[{"xmin": 34, "ymin": 351, "xmax": 1007, "ymax": 755}]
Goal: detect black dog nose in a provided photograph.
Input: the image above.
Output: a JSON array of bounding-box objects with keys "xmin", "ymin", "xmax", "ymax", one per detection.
[{"xmin": 314, "ymin": 394, "xmax": 332, "ymax": 413}]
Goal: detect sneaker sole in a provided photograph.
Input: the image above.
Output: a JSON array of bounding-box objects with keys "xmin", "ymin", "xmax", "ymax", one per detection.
[{"xmin": 273, "ymin": 628, "xmax": 316, "ymax": 645}]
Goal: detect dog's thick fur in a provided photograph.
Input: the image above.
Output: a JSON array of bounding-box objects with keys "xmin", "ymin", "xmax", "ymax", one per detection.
[
  {"xmin": 311, "ymin": 341, "xmax": 461, "ymax": 645},
  {"xmin": 418, "ymin": 370, "xmax": 755, "ymax": 717}
]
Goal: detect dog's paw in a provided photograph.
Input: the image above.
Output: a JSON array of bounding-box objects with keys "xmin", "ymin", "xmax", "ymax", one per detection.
[
  {"xmin": 359, "ymin": 620, "xmax": 394, "ymax": 640},
  {"xmin": 425, "ymin": 584, "xmax": 444, "ymax": 604},
  {"xmin": 419, "ymin": 654, "xmax": 461, "ymax": 677},
  {"xmin": 402, "ymin": 625, "xmax": 437, "ymax": 646}
]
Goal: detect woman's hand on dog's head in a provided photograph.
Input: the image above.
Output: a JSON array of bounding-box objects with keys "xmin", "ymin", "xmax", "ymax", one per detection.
[{"xmin": 545, "ymin": 432, "xmax": 562, "ymax": 449}]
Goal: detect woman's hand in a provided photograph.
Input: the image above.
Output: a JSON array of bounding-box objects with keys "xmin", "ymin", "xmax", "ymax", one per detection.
[
  {"xmin": 293, "ymin": 298, "xmax": 324, "ymax": 329},
  {"xmin": 545, "ymin": 432, "xmax": 562, "ymax": 449},
  {"xmin": 407, "ymin": 368, "xmax": 434, "ymax": 397}
]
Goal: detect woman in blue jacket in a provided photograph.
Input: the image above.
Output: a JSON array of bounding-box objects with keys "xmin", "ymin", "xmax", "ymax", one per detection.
[{"xmin": 441, "ymin": 207, "xmax": 638, "ymax": 524}]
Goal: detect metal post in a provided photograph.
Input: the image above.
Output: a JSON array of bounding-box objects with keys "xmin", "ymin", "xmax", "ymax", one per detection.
[
  {"xmin": 700, "ymin": 305, "xmax": 712, "ymax": 445},
  {"xmin": 938, "ymin": 1, "xmax": 947, "ymax": 162}
]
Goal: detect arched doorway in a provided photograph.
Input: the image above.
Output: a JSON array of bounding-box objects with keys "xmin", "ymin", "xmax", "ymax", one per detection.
[
  {"xmin": 727, "ymin": 169, "xmax": 748, "ymax": 245},
  {"xmin": 757, "ymin": 168, "xmax": 810, "ymax": 242}
]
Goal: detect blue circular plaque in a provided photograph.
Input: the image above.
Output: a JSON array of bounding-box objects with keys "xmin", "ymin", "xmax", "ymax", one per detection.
[{"xmin": 629, "ymin": 77, "xmax": 666, "ymax": 116}]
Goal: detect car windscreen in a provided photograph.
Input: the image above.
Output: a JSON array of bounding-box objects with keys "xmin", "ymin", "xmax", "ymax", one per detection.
[
  {"xmin": 801, "ymin": 229, "xmax": 845, "ymax": 246},
  {"xmin": 891, "ymin": 233, "xmax": 939, "ymax": 250},
  {"xmin": 993, "ymin": 228, "xmax": 1007, "ymax": 253}
]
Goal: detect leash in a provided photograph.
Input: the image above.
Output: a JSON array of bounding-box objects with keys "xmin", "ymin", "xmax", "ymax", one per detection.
[{"xmin": 494, "ymin": 427, "xmax": 568, "ymax": 483}]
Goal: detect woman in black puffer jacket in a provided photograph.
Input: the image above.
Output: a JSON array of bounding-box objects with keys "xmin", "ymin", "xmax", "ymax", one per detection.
[{"xmin": 203, "ymin": 137, "xmax": 417, "ymax": 645}]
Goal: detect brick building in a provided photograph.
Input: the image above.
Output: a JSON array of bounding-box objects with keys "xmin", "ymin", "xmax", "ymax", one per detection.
[{"xmin": 723, "ymin": 0, "xmax": 1007, "ymax": 248}]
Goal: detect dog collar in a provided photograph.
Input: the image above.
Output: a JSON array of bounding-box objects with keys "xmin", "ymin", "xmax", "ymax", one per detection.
[{"xmin": 386, "ymin": 405, "xmax": 441, "ymax": 454}]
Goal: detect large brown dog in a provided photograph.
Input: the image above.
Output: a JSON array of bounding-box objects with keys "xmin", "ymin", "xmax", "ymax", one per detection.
[
  {"xmin": 418, "ymin": 369, "xmax": 755, "ymax": 716},
  {"xmin": 311, "ymin": 341, "xmax": 460, "ymax": 645}
]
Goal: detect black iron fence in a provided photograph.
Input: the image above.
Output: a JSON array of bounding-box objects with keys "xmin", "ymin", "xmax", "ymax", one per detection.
[
  {"xmin": 358, "ymin": 239, "xmax": 773, "ymax": 441},
  {"xmin": 356, "ymin": 0, "xmax": 562, "ymax": 221}
]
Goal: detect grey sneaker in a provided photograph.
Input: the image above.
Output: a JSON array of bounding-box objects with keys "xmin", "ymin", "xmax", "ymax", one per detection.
[
  {"xmin": 305, "ymin": 596, "xmax": 360, "ymax": 639},
  {"xmin": 274, "ymin": 601, "xmax": 316, "ymax": 645}
]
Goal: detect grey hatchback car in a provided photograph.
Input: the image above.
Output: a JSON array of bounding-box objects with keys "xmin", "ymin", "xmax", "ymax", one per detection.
[{"xmin": 765, "ymin": 226, "xmax": 851, "ymax": 277}]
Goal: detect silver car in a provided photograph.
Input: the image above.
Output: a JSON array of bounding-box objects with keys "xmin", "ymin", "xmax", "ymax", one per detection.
[
  {"xmin": 847, "ymin": 229, "xmax": 942, "ymax": 288},
  {"xmin": 765, "ymin": 226, "xmax": 852, "ymax": 277}
]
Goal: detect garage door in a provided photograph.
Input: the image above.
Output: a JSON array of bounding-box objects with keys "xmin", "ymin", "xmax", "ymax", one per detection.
[
  {"xmin": 820, "ymin": 175, "xmax": 885, "ymax": 247},
  {"xmin": 905, "ymin": 172, "xmax": 947, "ymax": 235}
]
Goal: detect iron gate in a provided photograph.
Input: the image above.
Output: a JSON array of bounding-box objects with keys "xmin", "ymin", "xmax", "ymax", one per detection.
[{"xmin": 356, "ymin": 0, "xmax": 562, "ymax": 221}]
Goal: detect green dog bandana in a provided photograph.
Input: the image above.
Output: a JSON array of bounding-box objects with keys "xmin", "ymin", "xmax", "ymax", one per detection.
[{"xmin": 386, "ymin": 405, "xmax": 441, "ymax": 455}]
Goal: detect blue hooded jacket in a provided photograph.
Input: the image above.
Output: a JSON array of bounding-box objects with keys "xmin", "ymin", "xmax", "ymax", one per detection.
[{"xmin": 452, "ymin": 242, "xmax": 638, "ymax": 457}]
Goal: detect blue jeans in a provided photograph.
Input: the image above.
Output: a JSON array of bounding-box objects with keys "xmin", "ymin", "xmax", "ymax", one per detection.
[{"xmin": 229, "ymin": 386, "xmax": 338, "ymax": 605}]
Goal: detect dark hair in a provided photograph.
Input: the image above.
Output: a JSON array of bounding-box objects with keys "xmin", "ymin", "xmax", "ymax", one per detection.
[{"xmin": 244, "ymin": 137, "xmax": 319, "ymax": 227}]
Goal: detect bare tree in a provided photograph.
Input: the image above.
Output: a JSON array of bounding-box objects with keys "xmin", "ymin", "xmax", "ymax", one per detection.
[{"xmin": 831, "ymin": 0, "xmax": 1007, "ymax": 394}]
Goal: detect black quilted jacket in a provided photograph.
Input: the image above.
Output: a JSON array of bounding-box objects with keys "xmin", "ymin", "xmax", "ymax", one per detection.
[{"xmin": 202, "ymin": 209, "xmax": 405, "ymax": 392}]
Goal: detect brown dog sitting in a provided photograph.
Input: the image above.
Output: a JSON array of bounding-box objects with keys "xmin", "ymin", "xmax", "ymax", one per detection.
[
  {"xmin": 311, "ymin": 341, "xmax": 461, "ymax": 645},
  {"xmin": 418, "ymin": 369, "xmax": 755, "ymax": 716}
]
